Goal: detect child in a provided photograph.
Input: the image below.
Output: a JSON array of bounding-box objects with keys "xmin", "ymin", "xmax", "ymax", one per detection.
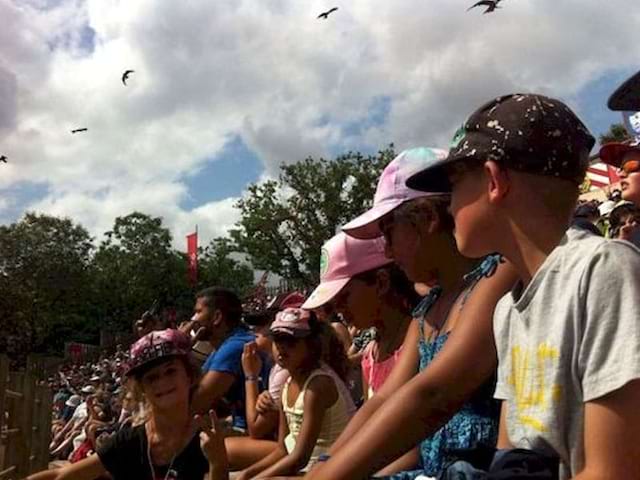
[
  {"xmin": 236, "ymin": 308, "xmax": 355, "ymax": 479},
  {"xmin": 406, "ymin": 94, "xmax": 640, "ymax": 478},
  {"xmin": 599, "ymin": 141, "xmax": 640, "ymax": 207},
  {"xmin": 302, "ymin": 232, "xmax": 419, "ymax": 401},
  {"xmin": 28, "ymin": 329, "xmax": 226, "ymax": 480},
  {"xmin": 308, "ymin": 148, "xmax": 517, "ymax": 479}
]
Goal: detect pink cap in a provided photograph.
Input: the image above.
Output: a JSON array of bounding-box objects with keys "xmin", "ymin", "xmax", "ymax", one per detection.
[
  {"xmin": 342, "ymin": 147, "xmax": 449, "ymax": 239},
  {"xmin": 270, "ymin": 308, "xmax": 312, "ymax": 338},
  {"xmin": 301, "ymin": 232, "xmax": 393, "ymax": 310},
  {"xmin": 126, "ymin": 329, "xmax": 191, "ymax": 377}
]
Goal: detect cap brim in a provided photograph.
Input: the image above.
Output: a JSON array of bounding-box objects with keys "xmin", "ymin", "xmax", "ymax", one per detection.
[
  {"xmin": 608, "ymin": 70, "xmax": 640, "ymax": 111},
  {"xmin": 599, "ymin": 142, "xmax": 638, "ymax": 168},
  {"xmin": 268, "ymin": 328, "xmax": 311, "ymax": 339},
  {"xmin": 301, "ymin": 277, "xmax": 350, "ymax": 310},
  {"xmin": 405, "ymin": 163, "xmax": 453, "ymax": 193},
  {"xmin": 342, "ymin": 199, "xmax": 403, "ymax": 239}
]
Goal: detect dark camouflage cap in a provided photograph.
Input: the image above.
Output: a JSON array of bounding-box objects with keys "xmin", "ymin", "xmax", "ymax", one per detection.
[
  {"xmin": 407, "ymin": 93, "xmax": 595, "ymax": 192},
  {"xmin": 608, "ymin": 70, "xmax": 640, "ymax": 111}
]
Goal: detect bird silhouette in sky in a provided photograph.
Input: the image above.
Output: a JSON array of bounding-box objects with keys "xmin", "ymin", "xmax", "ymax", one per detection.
[
  {"xmin": 0, "ymin": 155, "xmax": 7, "ymax": 163},
  {"xmin": 318, "ymin": 7, "xmax": 338, "ymax": 19},
  {"xmin": 71, "ymin": 128, "xmax": 88, "ymax": 134},
  {"xmin": 467, "ymin": 0, "xmax": 502, "ymax": 14},
  {"xmin": 122, "ymin": 69, "xmax": 135, "ymax": 85}
]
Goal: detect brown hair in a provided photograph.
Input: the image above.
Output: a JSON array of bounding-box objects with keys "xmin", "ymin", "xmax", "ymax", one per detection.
[{"xmin": 391, "ymin": 196, "xmax": 454, "ymax": 234}]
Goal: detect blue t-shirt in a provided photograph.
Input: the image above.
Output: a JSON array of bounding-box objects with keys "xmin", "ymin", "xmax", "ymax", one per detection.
[{"xmin": 202, "ymin": 326, "xmax": 270, "ymax": 430}]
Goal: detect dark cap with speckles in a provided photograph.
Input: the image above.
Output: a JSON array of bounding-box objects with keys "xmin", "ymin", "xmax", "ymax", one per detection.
[{"xmin": 407, "ymin": 93, "xmax": 596, "ymax": 192}]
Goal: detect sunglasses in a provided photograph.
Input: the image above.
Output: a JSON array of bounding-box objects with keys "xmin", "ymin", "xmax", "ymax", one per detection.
[{"xmin": 620, "ymin": 159, "xmax": 640, "ymax": 175}]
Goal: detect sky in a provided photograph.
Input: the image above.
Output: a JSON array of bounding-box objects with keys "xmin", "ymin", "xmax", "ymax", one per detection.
[{"xmin": 1, "ymin": 0, "xmax": 639, "ymax": 251}]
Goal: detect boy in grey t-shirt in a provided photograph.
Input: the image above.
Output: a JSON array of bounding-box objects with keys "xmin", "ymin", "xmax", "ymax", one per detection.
[{"xmin": 407, "ymin": 94, "xmax": 640, "ymax": 479}]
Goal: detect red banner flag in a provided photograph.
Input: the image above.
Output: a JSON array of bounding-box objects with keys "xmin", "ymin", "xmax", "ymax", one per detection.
[{"xmin": 186, "ymin": 231, "xmax": 198, "ymax": 286}]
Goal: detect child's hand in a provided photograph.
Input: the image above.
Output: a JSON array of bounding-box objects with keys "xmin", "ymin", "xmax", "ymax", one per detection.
[
  {"xmin": 256, "ymin": 391, "xmax": 277, "ymax": 415},
  {"xmin": 241, "ymin": 342, "xmax": 262, "ymax": 377},
  {"xmin": 196, "ymin": 410, "xmax": 228, "ymax": 470}
]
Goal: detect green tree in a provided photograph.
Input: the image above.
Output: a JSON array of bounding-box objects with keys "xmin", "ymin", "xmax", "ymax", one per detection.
[
  {"xmin": 232, "ymin": 146, "xmax": 395, "ymax": 286},
  {"xmin": 93, "ymin": 212, "xmax": 190, "ymax": 331},
  {"xmin": 0, "ymin": 213, "xmax": 95, "ymax": 357},
  {"xmin": 198, "ymin": 237, "xmax": 254, "ymax": 297},
  {"xmin": 599, "ymin": 123, "xmax": 631, "ymax": 145}
]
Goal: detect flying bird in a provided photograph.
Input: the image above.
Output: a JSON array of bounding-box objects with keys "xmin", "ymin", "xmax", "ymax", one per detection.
[
  {"xmin": 71, "ymin": 128, "xmax": 88, "ymax": 134},
  {"xmin": 317, "ymin": 7, "xmax": 338, "ymax": 19},
  {"xmin": 0, "ymin": 155, "xmax": 7, "ymax": 163},
  {"xmin": 122, "ymin": 69, "xmax": 135, "ymax": 85},
  {"xmin": 467, "ymin": 0, "xmax": 502, "ymax": 13}
]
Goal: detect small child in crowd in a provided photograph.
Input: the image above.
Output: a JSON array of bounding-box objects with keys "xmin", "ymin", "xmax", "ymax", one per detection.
[{"xmin": 235, "ymin": 308, "xmax": 355, "ymax": 479}]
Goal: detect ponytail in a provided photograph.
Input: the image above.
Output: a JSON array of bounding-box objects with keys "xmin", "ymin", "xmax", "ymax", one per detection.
[{"xmin": 305, "ymin": 314, "xmax": 350, "ymax": 381}]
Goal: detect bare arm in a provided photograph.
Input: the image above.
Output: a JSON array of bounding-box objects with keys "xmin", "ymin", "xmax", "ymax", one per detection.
[
  {"xmin": 256, "ymin": 375, "xmax": 337, "ymax": 478},
  {"xmin": 239, "ymin": 406, "xmax": 289, "ymax": 480},
  {"xmin": 307, "ymin": 261, "xmax": 518, "ymax": 480},
  {"xmin": 496, "ymin": 401, "xmax": 512, "ymax": 449},
  {"xmin": 27, "ymin": 454, "xmax": 107, "ymax": 480},
  {"xmin": 327, "ymin": 320, "xmax": 420, "ymax": 454},
  {"xmin": 190, "ymin": 370, "xmax": 235, "ymax": 415},
  {"xmin": 573, "ymin": 380, "xmax": 640, "ymax": 480},
  {"xmin": 245, "ymin": 381, "xmax": 279, "ymax": 439}
]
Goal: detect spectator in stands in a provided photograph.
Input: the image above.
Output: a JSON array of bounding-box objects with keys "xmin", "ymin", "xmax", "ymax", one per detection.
[
  {"xmin": 609, "ymin": 201, "xmax": 640, "ymax": 245},
  {"xmin": 28, "ymin": 329, "xmax": 225, "ymax": 480},
  {"xmin": 600, "ymin": 141, "xmax": 640, "ymax": 206},
  {"xmin": 234, "ymin": 309, "xmax": 355, "ymax": 479},
  {"xmin": 302, "ymin": 233, "xmax": 419, "ymax": 404},
  {"xmin": 308, "ymin": 147, "xmax": 517, "ymax": 479},
  {"xmin": 188, "ymin": 287, "xmax": 270, "ymax": 432}
]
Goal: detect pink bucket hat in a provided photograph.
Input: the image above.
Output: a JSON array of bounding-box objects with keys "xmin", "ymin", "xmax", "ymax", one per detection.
[
  {"xmin": 301, "ymin": 232, "xmax": 393, "ymax": 310},
  {"xmin": 269, "ymin": 308, "xmax": 312, "ymax": 338},
  {"xmin": 342, "ymin": 147, "xmax": 449, "ymax": 239}
]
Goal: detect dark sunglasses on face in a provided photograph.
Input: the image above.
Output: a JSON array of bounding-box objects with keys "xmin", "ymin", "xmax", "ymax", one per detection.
[{"xmin": 620, "ymin": 159, "xmax": 640, "ymax": 175}]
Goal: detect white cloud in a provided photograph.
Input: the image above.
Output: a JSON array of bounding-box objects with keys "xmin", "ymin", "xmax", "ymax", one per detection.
[{"xmin": 1, "ymin": 0, "xmax": 640, "ymax": 249}]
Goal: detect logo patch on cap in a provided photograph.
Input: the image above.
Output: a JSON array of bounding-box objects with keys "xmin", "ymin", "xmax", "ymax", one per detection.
[
  {"xmin": 450, "ymin": 126, "xmax": 466, "ymax": 149},
  {"xmin": 320, "ymin": 248, "xmax": 329, "ymax": 277}
]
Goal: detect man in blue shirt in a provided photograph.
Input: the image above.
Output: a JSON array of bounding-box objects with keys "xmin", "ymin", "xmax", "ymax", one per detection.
[{"xmin": 189, "ymin": 287, "xmax": 269, "ymax": 431}]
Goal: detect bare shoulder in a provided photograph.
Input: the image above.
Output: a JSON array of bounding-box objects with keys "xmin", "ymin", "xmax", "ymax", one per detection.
[
  {"xmin": 306, "ymin": 373, "xmax": 338, "ymax": 408},
  {"xmin": 467, "ymin": 257, "xmax": 518, "ymax": 303}
]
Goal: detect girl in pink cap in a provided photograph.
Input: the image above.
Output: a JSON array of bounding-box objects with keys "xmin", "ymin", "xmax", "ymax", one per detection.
[
  {"xmin": 235, "ymin": 308, "xmax": 355, "ymax": 479},
  {"xmin": 28, "ymin": 329, "xmax": 229, "ymax": 480},
  {"xmin": 307, "ymin": 148, "xmax": 518, "ymax": 479}
]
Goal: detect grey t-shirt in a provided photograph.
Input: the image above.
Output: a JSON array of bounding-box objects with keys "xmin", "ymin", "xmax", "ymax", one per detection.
[{"xmin": 494, "ymin": 228, "xmax": 640, "ymax": 478}]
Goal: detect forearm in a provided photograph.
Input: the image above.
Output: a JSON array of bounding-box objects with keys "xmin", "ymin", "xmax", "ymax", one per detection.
[
  {"xmin": 255, "ymin": 452, "xmax": 306, "ymax": 479},
  {"xmin": 308, "ymin": 377, "xmax": 460, "ymax": 480},
  {"xmin": 27, "ymin": 471, "xmax": 60, "ymax": 480},
  {"xmin": 244, "ymin": 380, "xmax": 260, "ymax": 435},
  {"xmin": 328, "ymin": 393, "xmax": 385, "ymax": 453},
  {"xmin": 243, "ymin": 444, "xmax": 287, "ymax": 478},
  {"xmin": 375, "ymin": 447, "xmax": 419, "ymax": 476}
]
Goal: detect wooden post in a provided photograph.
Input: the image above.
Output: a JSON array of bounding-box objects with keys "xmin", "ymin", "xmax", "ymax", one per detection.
[
  {"xmin": 4, "ymin": 372, "xmax": 24, "ymax": 479},
  {"xmin": 0, "ymin": 355, "xmax": 8, "ymax": 472},
  {"xmin": 17, "ymin": 358, "xmax": 36, "ymax": 477}
]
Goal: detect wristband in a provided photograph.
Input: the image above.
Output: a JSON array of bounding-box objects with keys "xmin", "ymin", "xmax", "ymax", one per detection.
[
  {"xmin": 245, "ymin": 375, "xmax": 259, "ymax": 382},
  {"xmin": 316, "ymin": 454, "xmax": 331, "ymax": 463}
]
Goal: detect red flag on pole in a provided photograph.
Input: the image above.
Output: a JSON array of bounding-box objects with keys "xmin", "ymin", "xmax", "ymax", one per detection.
[{"xmin": 186, "ymin": 230, "xmax": 198, "ymax": 286}]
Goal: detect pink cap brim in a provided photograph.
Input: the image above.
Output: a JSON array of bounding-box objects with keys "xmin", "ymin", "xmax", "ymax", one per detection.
[
  {"xmin": 342, "ymin": 199, "xmax": 404, "ymax": 239},
  {"xmin": 301, "ymin": 277, "xmax": 350, "ymax": 310}
]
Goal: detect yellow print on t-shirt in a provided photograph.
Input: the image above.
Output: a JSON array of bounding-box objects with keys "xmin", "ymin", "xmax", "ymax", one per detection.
[{"xmin": 507, "ymin": 344, "xmax": 562, "ymax": 433}]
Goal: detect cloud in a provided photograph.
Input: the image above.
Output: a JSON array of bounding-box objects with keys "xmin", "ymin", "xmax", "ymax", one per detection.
[{"xmin": 1, "ymin": 0, "xmax": 640, "ymax": 249}]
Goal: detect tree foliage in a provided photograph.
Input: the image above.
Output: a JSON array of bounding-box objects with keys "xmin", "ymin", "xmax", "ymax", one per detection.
[
  {"xmin": 232, "ymin": 146, "xmax": 395, "ymax": 286},
  {"xmin": 198, "ymin": 237, "xmax": 254, "ymax": 296},
  {"xmin": 599, "ymin": 123, "xmax": 631, "ymax": 145},
  {"xmin": 0, "ymin": 213, "xmax": 95, "ymax": 356}
]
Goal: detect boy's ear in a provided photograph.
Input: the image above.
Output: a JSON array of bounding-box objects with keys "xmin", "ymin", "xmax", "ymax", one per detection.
[{"xmin": 484, "ymin": 160, "xmax": 510, "ymax": 204}]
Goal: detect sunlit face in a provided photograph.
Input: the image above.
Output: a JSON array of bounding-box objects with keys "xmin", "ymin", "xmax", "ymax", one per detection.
[
  {"xmin": 140, "ymin": 358, "xmax": 191, "ymax": 410},
  {"xmin": 272, "ymin": 335, "xmax": 308, "ymax": 371},
  {"xmin": 448, "ymin": 166, "xmax": 493, "ymax": 258},
  {"xmin": 619, "ymin": 151, "xmax": 640, "ymax": 206},
  {"xmin": 332, "ymin": 277, "xmax": 379, "ymax": 329}
]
